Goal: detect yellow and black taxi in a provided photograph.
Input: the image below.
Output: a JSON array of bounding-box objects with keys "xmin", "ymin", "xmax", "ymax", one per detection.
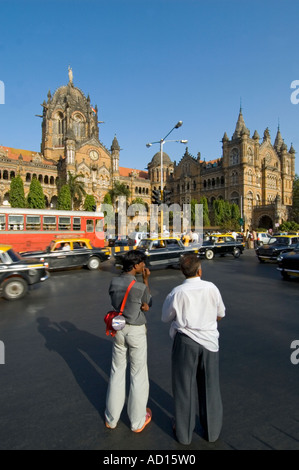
[
  {"xmin": 198, "ymin": 234, "xmax": 244, "ymax": 260},
  {"xmin": 277, "ymin": 243, "xmax": 299, "ymax": 280},
  {"xmin": 256, "ymin": 234, "xmax": 299, "ymax": 263},
  {"xmin": 0, "ymin": 244, "xmax": 49, "ymax": 301},
  {"xmin": 114, "ymin": 236, "xmax": 198, "ymax": 269},
  {"xmin": 20, "ymin": 238, "xmax": 111, "ymax": 271}
]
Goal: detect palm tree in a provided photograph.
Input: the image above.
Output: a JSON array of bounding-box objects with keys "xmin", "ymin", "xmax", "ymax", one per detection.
[
  {"xmin": 108, "ymin": 181, "xmax": 131, "ymax": 206},
  {"xmin": 67, "ymin": 171, "xmax": 86, "ymax": 210}
]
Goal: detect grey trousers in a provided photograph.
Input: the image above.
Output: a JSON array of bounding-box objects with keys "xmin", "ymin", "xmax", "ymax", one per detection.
[
  {"xmin": 105, "ymin": 324, "xmax": 149, "ymax": 431},
  {"xmin": 172, "ymin": 332, "xmax": 223, "ymax": 445}
]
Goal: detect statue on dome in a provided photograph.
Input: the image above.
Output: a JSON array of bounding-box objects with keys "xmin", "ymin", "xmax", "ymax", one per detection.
[{"xmin": 68, "ymin": 65, "xmax": 73, "ymax": 84}]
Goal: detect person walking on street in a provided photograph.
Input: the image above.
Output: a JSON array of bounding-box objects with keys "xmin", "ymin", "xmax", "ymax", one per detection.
[
  {"xmin": 162, "ymin": 252, "xmax": 225, "ymax": 445},
  {"xmin": 105, "ymin": 250, "xmax": 152, "ymax": 432}
]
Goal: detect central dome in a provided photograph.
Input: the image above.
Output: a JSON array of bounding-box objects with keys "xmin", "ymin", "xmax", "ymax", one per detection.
[{"xmin": 151, "ymin": 151, "xmax": 171, "ymax": 166}]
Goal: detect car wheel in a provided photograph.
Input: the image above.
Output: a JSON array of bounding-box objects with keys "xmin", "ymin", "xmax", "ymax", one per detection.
[
  {"xmin": 205, "ymin": 249, "xmax": 214, "ymax": 260},
  {"xmin": 87, "ymin": 256, "xmax": 101, "ymax": 270},
  {"xmin": 2, "ymin": 277, "xmax": 28, "ymax": 300},
  {"xmin": 233, "ymin": 248, "xmax": 241, "ymax": 258}
]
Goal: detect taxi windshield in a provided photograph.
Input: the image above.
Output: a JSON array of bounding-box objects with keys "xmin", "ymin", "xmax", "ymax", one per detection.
[
  {"xmin": 139, "ymin": 240, "xmax": 152, "ymax": 250},
  {"xmin": 269, "ymin": 237, "xmax": 289, "ymax": 245}
]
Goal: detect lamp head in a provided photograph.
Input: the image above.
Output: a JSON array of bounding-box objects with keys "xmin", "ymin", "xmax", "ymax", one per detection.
[
  {"xmin": 180, "ymin": 140, "xmax": 188, "ymax": 144},
  {"xmin": 146, "ymin": 143, "xmax": 152, "ymax": 148},
  {"xmin": 175, "ymin": 121, "xmax": 183, "ymax": 129}
]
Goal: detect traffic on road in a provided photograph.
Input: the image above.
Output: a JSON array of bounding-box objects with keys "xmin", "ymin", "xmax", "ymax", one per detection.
[{"xmin": 0, "ymin": 244, "xmax": 298, "ymax": 450}]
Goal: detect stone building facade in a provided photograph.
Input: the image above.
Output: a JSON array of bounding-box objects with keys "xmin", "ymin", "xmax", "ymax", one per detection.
[
  {"xmin": 149, "ymin": 109, "xmax": 296, "ymax": 230},
  {"xmin": 0, "ymin": 72, "xmax": 296, "ymax": 231}
]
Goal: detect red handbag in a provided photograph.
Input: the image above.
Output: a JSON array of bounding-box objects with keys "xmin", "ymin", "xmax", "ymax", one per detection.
[{"xmin": 104, "ymin": 280, "xmax": 136, "ymax": 337}]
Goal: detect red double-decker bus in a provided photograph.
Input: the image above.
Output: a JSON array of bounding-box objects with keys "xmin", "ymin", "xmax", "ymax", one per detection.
[{"xmin": 0, "ymin": 207, "xmax": 105, "ymax": 252}]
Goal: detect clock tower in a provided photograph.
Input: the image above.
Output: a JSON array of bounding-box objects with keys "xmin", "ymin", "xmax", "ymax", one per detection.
[{"xmin": 39, "ymin": 68, "xmax": 117, "ymax": 204}]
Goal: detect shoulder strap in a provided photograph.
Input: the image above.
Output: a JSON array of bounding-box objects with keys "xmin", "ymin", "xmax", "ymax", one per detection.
[{"xmin": 119, "ymin": 280, "xmax": 136, "ymax": 314}]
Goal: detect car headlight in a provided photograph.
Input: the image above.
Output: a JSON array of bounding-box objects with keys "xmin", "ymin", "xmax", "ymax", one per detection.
[{"xmin": 277, "ymin": 255, "xmax": 283, "ymax": 261}]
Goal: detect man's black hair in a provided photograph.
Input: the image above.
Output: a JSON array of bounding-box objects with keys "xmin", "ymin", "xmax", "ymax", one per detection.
[{"xmin": 122, "ymin": 250, "xmax": 146, "ymax": 272}]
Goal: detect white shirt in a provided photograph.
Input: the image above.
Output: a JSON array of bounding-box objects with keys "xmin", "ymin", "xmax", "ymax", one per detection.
[{"xmin": 162, "ymin": 277, "xmax": 225, "ymax": 352}]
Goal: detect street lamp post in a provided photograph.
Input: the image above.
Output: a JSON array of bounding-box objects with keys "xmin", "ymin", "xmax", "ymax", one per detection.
[{"xmin": 146, "ymin": 121, "xmax": 187, "ymax": 236}]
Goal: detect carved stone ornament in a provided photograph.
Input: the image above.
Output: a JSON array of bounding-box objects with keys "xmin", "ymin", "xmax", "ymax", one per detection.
[{"xmin": 32, "ymin": 153, "xmax": 42, "ymax": 163}]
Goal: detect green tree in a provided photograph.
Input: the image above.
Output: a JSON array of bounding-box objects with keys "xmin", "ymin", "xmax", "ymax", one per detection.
[
  {"xmin": 57, "ymin": 184, "xmax": 72, "ymax": 210},
  {"xmin": 292, "ymin": 174, "xmax": 299, "ymax": 223},
  {"xmin": 108, "ymin": 181, "xmax": 131, "ymax": 205},
  {"xmin": 84, "ymin": 194, "xmax": 96, "ymax": 211},
  {"xmin": 212, "ymin": 199, "xmax": 224, "ymax": 226},
  {"xmin": 27, "ymin": 177, "xmax": 45, "ymax": 209},
  {"xmin": 199, "ymin": 196, "xmax": 210, "ymax": 227},
  {"xmin": 9, "ymin": 176, "xmax": 26, "ymax": 208},
  {"xmin": 67, "ymin": 171, "xmax": 86, "ymax": 210}
]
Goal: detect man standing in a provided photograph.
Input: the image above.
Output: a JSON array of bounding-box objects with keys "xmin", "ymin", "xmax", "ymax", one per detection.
[
  {"xmin": 105, "ymin": 250, "xmax": 152, "ymax": 433},
  {"xmin": 162, "ymin": 252, "xmax": 225, "ymax": 445}
]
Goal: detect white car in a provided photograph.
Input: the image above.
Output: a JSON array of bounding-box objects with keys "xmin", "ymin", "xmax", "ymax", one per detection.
[
  {"xmin": 128, "ymin": 232, "xmax": 148, "ymax": 246},
  {"xmin": 256, "ymin": 232, "xmax": 271, "ymax": 246}
]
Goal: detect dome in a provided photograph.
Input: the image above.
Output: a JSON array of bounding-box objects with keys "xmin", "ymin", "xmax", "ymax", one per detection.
[{"xmin": 151, "ymin": 151, "xmax": 172, "ymax": 166}]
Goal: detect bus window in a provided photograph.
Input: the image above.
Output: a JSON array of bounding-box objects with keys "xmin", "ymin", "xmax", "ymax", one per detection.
[
  {"xmin": 73, "ymin": 217, "xmax": 81, "ymax": 231},
  {"xmin": 43, "ymin": 216, "xmax": 57, "ymax": 230},
  {"xmin": 26, "ymin": 215, "xmax": 41, "ymax": 230},
  {"xmin": 58, "ymin": 216, "xmax": 71, "ymax": 230},
  {"xmin": 0, "ymin": 215, "xmax": 5, "ymax": 230},
  {"xmin": 8, "ymin": 215, "xmax": 24, "ymax": 230},
  {"xmin": 95, "ymin": 219, "xmax": 103, "ymax": 232},
  {"xmin": 86, "ymin": 219, "xmax": 94, "ymax": 232}
]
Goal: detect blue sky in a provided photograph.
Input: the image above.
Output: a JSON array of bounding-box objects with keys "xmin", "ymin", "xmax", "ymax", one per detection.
[{"xmin": 1, "ymin": 0, "xmax": 299, "ymax": 175}]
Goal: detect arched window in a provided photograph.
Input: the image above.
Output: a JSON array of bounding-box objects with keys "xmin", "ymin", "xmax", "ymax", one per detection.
[
  {"xmin": 230, "ymin": 148, "xmax": 239, "ymax": 165},
  {"xmin": 230, "ymin": 191, "xmax": 239, "ymax": 205},
  {"xmin": 248, "ymin": 170, "xmax": 253, "ymax": 184},
  {"xmin": 72, "ymin": 113, "xmax": 85, "ymax": 138},
  {"xmin": 52, "ymin": 111, "xmax": 64, "ymax": 146},
  {"xmin": 247, "ymin": 191, "xmax": 253, "ymax": 210}
]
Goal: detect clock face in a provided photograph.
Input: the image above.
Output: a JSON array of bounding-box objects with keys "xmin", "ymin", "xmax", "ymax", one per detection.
[{"xmin": 89, "ymin": 150, "xmax": 99, "ymax": 161}]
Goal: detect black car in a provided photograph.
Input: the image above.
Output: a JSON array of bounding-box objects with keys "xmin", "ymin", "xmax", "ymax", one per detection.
[
  {"xmin": 20, "ymin": 238, "xmax": 111, "ymax": 271},
  {"xmin": 0, "ymin": 244, "xmax": 49, "ymax": 300},
  {"xmin": 198, "ymin": 235, "xmax": 244, "ymax": 260},
  {"xmin": 107, "ymin": 236, "xmax": 130, "ymax": 247},
  {"xmin": 256, "ymin": 235, "xmax": 299, "ymax": 263},
  {"xmin": 114, "ymin": 237, "xmax": 198, "ymax": 269},
  {"xmin": 277, "ymin": 243, "xmax": 299, "ymax": 280}
]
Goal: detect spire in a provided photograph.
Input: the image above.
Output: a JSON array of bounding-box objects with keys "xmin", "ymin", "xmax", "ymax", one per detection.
[
  {"xmin": 111, "ymin": 135, "xmax": 120, "ymax": 152},
  {"xmin": 232, "ymin": 106, "xmax": 249, "ymax": 139},
  {"xmin": 274, "ymin": 124, "xmax": 283, "ymax": 151}
]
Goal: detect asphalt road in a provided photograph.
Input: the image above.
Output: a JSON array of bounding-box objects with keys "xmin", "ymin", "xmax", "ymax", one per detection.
[{"xmin": 0, "ymin": 249, "xmax": 298, "ymax": 452}]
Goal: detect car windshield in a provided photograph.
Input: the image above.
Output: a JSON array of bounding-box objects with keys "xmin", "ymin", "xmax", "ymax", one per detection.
[
  {"xmin": 139, "ymin": 240, "xmax": 152, "ymax": 250},
  {"xmin": 269, "ymin": 237, "xmax": 290, "ymax": 245},
  {"xmin": 8, "ymin": 249, "xmax": 22, "ymax": 262}
]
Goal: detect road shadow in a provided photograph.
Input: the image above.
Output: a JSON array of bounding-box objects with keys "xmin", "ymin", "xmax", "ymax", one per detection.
[{"xmin": 36, "ymin": 318, "xmax": 178, "ymax": 440}]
